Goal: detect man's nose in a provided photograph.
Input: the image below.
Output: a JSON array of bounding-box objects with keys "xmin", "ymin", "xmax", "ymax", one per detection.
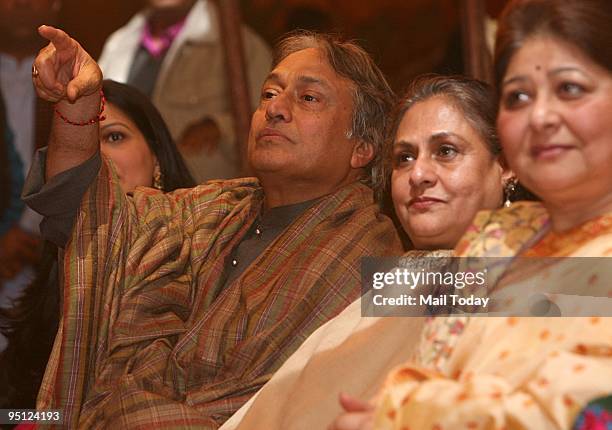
[{"xmin": 265, "ymin": 93, "xmax": 292, "ymax": 123}]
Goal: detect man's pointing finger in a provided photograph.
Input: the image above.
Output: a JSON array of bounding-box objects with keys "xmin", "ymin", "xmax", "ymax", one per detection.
[{"xmin": 38, "ymin": 25, "xmax": 73, "ymax": 52}]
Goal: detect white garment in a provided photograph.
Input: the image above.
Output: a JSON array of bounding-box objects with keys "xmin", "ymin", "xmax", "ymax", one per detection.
[
  {"xmin": 98, "ymin": 0, "xmax": 272, "ymax": 182},
  {"xmin": 220, "ymin": 298, "xmax": 425, "ymax": 430},
  {"xmin": 99, "ymin": 0, "xmax": 218, "ymax": 85}
]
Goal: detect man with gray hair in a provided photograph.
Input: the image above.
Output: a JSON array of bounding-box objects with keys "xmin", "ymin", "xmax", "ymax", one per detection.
[{"xmin": 27, "ymin": 27, "xmax": 401, "ymax": 428}]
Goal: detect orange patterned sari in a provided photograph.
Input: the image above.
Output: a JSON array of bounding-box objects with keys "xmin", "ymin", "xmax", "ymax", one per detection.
[{"xmin": 375, "ymin": 202, "xmax": 612, "ymax": 430}]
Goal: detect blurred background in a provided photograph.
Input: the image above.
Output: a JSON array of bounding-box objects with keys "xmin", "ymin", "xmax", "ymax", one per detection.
[{"xmin": 61, "ymin": 0, "xmax": 508, "ymax": 92}]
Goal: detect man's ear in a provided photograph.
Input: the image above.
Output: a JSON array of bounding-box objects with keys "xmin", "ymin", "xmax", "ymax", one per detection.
[{"xmin": 350, "ymin": 140, "xmax": 375, "ymax": 169}]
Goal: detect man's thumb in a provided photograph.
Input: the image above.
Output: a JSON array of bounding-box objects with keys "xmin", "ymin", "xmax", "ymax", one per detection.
[{"xmin": 66, "ymin": 73, "xmax": 98, "ymax": 103}]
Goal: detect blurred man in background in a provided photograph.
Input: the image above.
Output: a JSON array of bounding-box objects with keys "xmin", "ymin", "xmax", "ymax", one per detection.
[{"xmin": 99, "ymin": 0, "xmax": 272, "ymax": 182}]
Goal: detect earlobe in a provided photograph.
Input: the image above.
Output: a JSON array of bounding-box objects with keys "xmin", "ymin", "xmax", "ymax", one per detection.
[
  {"xmin": 350, "ymin": 141, "xmax": 375, "ymax": 169},
  {"xmin": 500, "ymin": 166, "xmax": 515, "ymax": 186},
  {"xmin": 496, "ymin": 154, "xmax": 514, "ymax": 183}
]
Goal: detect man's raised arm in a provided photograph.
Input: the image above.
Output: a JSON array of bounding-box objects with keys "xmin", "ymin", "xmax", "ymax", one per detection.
[{"xmin": 33, "ymin": 25, "xmax": 102, "ymax": 180}]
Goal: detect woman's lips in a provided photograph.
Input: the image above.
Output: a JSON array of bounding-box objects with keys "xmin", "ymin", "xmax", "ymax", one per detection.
[
  {"xmin": 531, "ymin": 144, "xmax": 575, "ymax": 160},
  {"xmin": 408, "ymin": 197, "xmax": 445, "ymax": 210}
]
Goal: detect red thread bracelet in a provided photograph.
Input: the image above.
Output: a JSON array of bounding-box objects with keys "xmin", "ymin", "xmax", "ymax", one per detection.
[{"xmin": 54, "ymin": 90, "xmax": 106, "ymax": 126}]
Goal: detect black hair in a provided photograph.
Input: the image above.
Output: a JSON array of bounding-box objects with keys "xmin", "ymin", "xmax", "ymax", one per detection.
[{"xmin": 102, "ymin": 80, "xmax": 195, "ymax": 191}]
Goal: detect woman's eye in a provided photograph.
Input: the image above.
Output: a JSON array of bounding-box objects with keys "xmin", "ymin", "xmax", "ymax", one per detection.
[
  {"xmin": 437, "ymin": 145, "xmax": 458, "ymax": 158},
  {"xmin": 503, "ymin": 90, "xmax": 530, "ymax": 109},
  {"xmin": 558, "ymin": 82, "xmax": 585, "ymax": 98},
  {"xmin": 395, "ymin": 153, "xmax": 416, "ymax": 166},
  {"xmin": 105, "ymin": 132, "xmax": 124, "ymax": 143}
]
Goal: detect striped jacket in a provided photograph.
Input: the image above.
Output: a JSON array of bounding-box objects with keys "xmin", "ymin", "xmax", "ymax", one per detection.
[{"xmin": 39, "ymin": 160, "xmax": 402, "ymax": 428}]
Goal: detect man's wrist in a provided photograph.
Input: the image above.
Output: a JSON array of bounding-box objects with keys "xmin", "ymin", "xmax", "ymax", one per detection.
[{"xmin": 54, "ymin": 90, "xmax": 103, "ymax": 125}]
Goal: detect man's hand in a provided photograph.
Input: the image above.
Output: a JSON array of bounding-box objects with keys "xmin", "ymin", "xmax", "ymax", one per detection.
[
  {"xmin": 33, "ymin": 26, "xmax": 103, "ymax": 181},
  {"xmin": 328, "ymin": 393, "xmax": 375, "ymax": 430},
  {"xmin": 178, "ymin": 118, "xmax": 221, "ymax": 156},
  {"xmin": 33, "ymin": 25, "xmax": 102, "ymax": 103}
]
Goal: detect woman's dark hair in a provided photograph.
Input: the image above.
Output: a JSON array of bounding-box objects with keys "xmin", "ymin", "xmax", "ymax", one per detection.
[
  {"xmin": 494, "ymin": 0, "xmax": 612, "ymax": 91},
  {"xmin": 0, "ymin": 81, "xmax": 194, "ymax": 410},
  {"xmin": 384, "ymin": 74, "xmax": 500, "ymax": 184},
  {"xmin": 102, "ymin": 80, "xmax": 195, "ymax": 191}
]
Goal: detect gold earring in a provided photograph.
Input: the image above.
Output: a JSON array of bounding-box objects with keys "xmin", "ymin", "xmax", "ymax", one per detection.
[
  {"xmin": 153, "ymin": 165, "xmax": 163, "ymax": 190},
  {"xmin": 504, "ymin": 178, "xmax": 517, "ymax": 208}
]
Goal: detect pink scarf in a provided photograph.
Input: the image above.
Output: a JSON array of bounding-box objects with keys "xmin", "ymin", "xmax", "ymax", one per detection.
[{"xmin": 141, "ymin": 17, "xmax": 186, "ymax": 58}]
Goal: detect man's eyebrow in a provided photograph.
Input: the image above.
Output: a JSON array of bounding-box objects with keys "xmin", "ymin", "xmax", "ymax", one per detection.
[
  {"xmin": 263, "ymin": 72, "xmax": 282, "ymax": 84},
  {"xmin": 263, "ymin": 72, "xmax": 332, "ymax": 90},
  {"xmin": 266, "ymin": 72, "xmax": 280, "ymax": 81},
  {"xmin": 297, "ymin": 75, "xmax": 330, "ymax": 88}
]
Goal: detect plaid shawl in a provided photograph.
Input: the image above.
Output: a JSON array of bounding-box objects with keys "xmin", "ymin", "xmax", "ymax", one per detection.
[{"xmin": 38, "ymin": 160, "xmax": 402, "ymax": 428}]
